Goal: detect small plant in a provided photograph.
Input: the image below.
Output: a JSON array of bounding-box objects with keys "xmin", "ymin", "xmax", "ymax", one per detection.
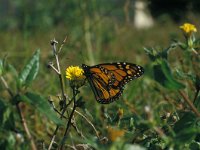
[
  {"xmin": 0, "ymin": 49, "xmax": 62, "ymax": 150},
  {"xmin": 143, "ymin": 22, "xmax": 200, "ymax": 149}
]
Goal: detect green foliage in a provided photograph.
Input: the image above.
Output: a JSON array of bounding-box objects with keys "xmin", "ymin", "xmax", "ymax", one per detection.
[
  {"xmin": 174, "ymin": 112, "xmax": 199, "ymax": 144},
  {"xmin": 18, "ymin": 49, "xmax": 40, "ymax": 89},
  {"xmin": 19, "ymin": 92, "xmax": 63, "ymax": 125},
  {"xmin": 139, "ymin": 23, "xmax": 200, "ymax": 149},
  {"xmin": 153, "ymin": 60, "xmax": 185, "ymax": 90},
  {"xmin": 0, "ymin": 49, "xmax": 63, "ymax": 149},
  {"xmin": 0, "ymin": 5, "xmax": 200, "ymax": 149},
  {"xmin": 145, "ymin": 45, "xmax": 185, "ymax": 90},
  {"xmin": 0, "ymin": 59, "xmax": 3, "ymax": 76},
  {"xmin": 0, "ymin": 98, "xmax": 15, "ymax": 130}
]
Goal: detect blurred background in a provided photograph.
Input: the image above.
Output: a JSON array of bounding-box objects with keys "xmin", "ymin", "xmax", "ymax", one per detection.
[
  {"xmin": 1, "ymin": 0, "xmax": 200, "ymax": 93},
  {"xmin": 1, "ymin": 0, "xmax": 200, "ymax": 62},
  {"xmin": 0, "ymin": 0, "xmax": 200, "ymax": 148}
]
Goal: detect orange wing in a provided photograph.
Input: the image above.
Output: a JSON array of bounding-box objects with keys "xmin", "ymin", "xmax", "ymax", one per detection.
[{"xmin": 82, "ymin": 62, "xmax": 144, "ymax": 104}]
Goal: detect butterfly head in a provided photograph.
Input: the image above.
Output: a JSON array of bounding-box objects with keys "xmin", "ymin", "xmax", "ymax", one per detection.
[
  {"xmin": 81, "ymin": 64, "xmax": 88, "ymax": 68},
  {"xmin": 81, "ymin": 64, "xmax": 90, "ymax": 75}
]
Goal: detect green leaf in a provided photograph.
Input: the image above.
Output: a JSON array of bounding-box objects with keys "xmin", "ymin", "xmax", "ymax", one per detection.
[
  {"xmin": 174, "ymin": 113, "xmax": 196, "ymax": 133},
  {"xmin": 0, "ymin": 57, "xmax": 18, "ymax": 81},
  {"xmin": 175, "ymin": 69, "xmax": 196, "ymax": 82},
  {"xmin": 0, "ymin": 59, "xmax": 3, "ymax": 75},
  {"xmin": 178, "ymin": 42, "xmax": 187, "ymax": 50},
  {"xmin": 175, "ymin": 128, "xmax": 200, "ymax": 144},
  {"xmin": 174, "ymin": 112, "xmax": 198, "ymax": 143},
  {"xmin": 195, "ymin": 75, "xmax": 200, "ymax": 91},
  {"xmin": 0, "ymin": 98, "xmax": 15, "ymax": 130},
  {"xmin": 0, "ymin": 131, "xmax": 16, "ymax": 150},
  {"xmin": 144, "ymin": 44, "xmax": 176, "ymax": 62},
  {"xmin": 20, "ymin": 92, "xmax": 64, "ymax": 125},
  {"xmin": 18, "ymin": 49, "xmax": 40, "ymax": 89},
  {"xmin": 7, "ymin": 64, "xmax": 18, "ymax": 79},
  {"xmin": 194, "ymin": 38, "xmax": 200, "ymax": 50},
  {"xmin": 195, "ymin": 96, "xmax": 200, "ymax": 111},
  {"xmin": 0, "ymin": 57, "xmax": 8, "ymax": 76},
  {"xmin": 144, "ymin": 47, "xmax": 158, "ymax": 62},
  {"xmin": 190, "ymin": 141, "xmax": 200, "ymax": 150},
  {"xmin": 153, "ymin": 60, "xmax": 185, "ymax": 90}
]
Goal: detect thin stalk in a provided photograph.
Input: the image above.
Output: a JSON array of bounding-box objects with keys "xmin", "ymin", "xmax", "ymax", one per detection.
[
  {"xmin": 193, "ymin": 89, "xmax": 200, "ymax": 104},
  {"xmin": 48, "ymin": 40, "xmax": 68, "ymax": 150},
  {"xmin": 48, "ymin": 106, "xmax": 67, "ymax": 150},
  {"xmin": 178, "ymin": 90, "xmax": 200, "ymax": 117},
  {"xmin": 60, "ymin": 88, "xmax": 77, "ymax": 149},
  {"xmin": 17, "ymin": 103, "xmax": 37, "ymax": 150},
  {"xmin": 0, "ymin": 76, "xmax": 13, "ymax": 97},
  {"xmin": 73, "ymin": 109, "xmax": 99, "ymax": 139},
  {"xmin": 48, "ymin": 63, "xmax": 60, "ymax": 74},
  {"xmin": 0, "ymin": 76, "xmax": 37, "ymax": 150},
  {"xmin": 71, "ymin": 116, "xmax": 85, "ymax": 139},
  {"xmin": 51, "ymin": 39, "xmax": 66, "ymax": 102},
  {"xmin": 48, "ymin": 91, "xmax": 77, "ymax": 150},
  {"xmin": 54, "ymin": 54, "xmax": 66, "ymax": 104}
]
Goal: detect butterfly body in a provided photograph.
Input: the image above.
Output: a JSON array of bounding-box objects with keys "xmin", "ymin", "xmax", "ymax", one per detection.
[{"xmin": 82, "ymin": 62, "xmax": 144, "ymax": 104}]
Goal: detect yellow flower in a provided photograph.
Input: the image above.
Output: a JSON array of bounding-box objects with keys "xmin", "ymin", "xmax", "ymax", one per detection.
[
  {"xmin": 66, "ymin": 66, "xmax": 85, "ymax": 81},
  {"xmin": 180, "ymin": 23, "xmax": 197, "ymax": 35},
  {"xmin": 107, "ymin": 126, "xmax": 125, "ymax": 142},
  {"xmin": 66, "ymin": 66, "xmax": 86, "ymax": 88}
]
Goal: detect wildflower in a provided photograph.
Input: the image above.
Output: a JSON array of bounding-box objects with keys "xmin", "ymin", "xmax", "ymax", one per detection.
[
  {"xmin": 66, "ymin": 66, "xmax": 85, "ymax": 80},
  {"xmin": 66, "ymin": 66, "xmax": 85, "ymax": 88},
  {"xmin": 107, "ymin": 126, "xmax": 125, "ymax": 142},
  {"xmin": 180, "ymin": 23, "xmax": 197, "ymax": 36},
  {"xmin": 180, "ymin": 23, "xmax": 198, "ymax": 54}
]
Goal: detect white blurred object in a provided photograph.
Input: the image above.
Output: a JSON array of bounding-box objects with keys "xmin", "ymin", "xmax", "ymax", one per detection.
[{"xmin": 134, "ymin": 0, "xmax": 154, "ymax": 29}]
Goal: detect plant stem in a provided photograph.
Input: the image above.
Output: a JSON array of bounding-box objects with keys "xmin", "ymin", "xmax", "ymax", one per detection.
[
  {"xmin": 193, "ymin": 89, "xmax": 200, "ymax": 104},
  {"xmin": 54, "ymin": 52, "xmax": 66, "ymax": 105},
  {"xmin": 52, "ymin": 40, "xmax": 67, "ymax": 106},
  {"xmin": 0, "ymin": 76, "xmax": 13, "ymax": 97},
  {"xmin": 73, "ymin": 109, "xmax": 100, "ymax": 139},
  {"xmin": 48, "ymin": 40, "xmax": 68, "ymax": 150},
  {"xmin": 17, "ymin": 103, "xmax": 37, "ymax": 150},
  {"xmin": 0, "ymin": 76, "xmax": 37, "ymax": 150},
  {"xmin": 48, "ymin": 91, "xmax": 76, "ymax": 150},
  {"xmin": 60, "ymin": 88, "xmax": 77, "ymax": 149},
  {"xmin": 178, "ymin": 90, "xmax": 200, "ymax": 117},
  {"xmin": 71, "ymin": 116, "xmax": 85, "ymax": 139},
  {"xmin": 48, "ymin": 100, "xmax": 69, "ymax": 150}
]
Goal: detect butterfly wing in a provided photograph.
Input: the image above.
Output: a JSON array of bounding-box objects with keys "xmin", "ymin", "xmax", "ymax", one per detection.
[{"xmin": 82, "ymin": 62, "xmax": 144, "ymax": 104}]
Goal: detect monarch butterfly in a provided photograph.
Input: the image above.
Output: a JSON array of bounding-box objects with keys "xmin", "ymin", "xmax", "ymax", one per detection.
[{"xmin": 82, "ymin": 62, "xmax": 144, "ymax": 104}]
